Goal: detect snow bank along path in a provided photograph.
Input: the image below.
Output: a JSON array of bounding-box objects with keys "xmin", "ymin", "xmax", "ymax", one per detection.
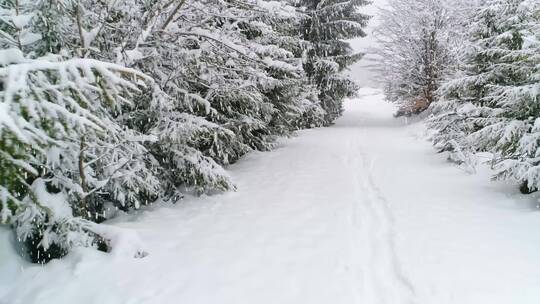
[{"xmin": 2, "ymin": 88, "xmax": 540, "ymax": 304}]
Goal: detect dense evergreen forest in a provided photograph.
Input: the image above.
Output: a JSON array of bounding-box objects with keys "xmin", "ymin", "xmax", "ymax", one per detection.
[{"xmin": 0, "ymin": 0, "xmax": 369, "ymax": 263}]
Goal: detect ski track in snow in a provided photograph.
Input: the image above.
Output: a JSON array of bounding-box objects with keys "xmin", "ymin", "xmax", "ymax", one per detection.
[
  {"xmin": 344, "ymin": 144, "xmax": 415, "ymax": 304},
  {"xmin": 2, "ymin": 88, "xmax": 540, "ymax": 304}
]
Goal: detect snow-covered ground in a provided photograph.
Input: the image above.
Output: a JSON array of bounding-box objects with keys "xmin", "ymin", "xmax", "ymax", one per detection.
[{"xmin": 2, "ymin": 88, "xmax": 540, "ymax": 304}]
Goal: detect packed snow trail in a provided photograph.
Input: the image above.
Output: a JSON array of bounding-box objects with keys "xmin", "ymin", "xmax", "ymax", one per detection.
[{"xmin": 2, "ymin": 88, "xmax": 540, "ymax": 304}]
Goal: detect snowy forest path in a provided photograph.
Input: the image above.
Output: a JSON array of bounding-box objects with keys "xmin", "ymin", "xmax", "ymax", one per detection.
[{"xmin": 3, "ymin": 88, "xmax": 540, "ymax": 304}]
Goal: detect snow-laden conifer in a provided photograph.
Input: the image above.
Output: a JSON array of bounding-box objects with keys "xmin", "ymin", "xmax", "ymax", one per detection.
[
  {"xmin": 299, "ymin": 0, "xmax": 370, "ymax": 124},
  {"xmin": 430, "ymin": 0, "xmax": 540, "ymax": 191}
]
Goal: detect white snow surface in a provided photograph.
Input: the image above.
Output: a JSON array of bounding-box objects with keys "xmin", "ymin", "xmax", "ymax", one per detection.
[{"xmin": 2, "ymin": 88, "xmax": 540, "ymax": 304}]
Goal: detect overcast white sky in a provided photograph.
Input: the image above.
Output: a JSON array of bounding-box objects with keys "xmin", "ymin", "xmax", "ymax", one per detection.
[{"xmin": 347, "ymin": 0, "xmax": 388, "ymax": 88}]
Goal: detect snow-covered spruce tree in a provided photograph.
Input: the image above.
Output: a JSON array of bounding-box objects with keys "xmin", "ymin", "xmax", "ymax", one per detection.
[
  {"xmin": 183, "ymin": 0, "xmax": 327, "ymax": 150},
  {"xmin": 71, "ymin": 0, "xmax": 239, "ymax": 195},
  {"xmin": 375, "ymin": 0, "xmax": 459, "ymax": 117},
  {"xmin": 427, "ymin": 0, "xmax": 498, "ymax": 170},
  {"xmin": 298, "ymin": 0, "xmax": 370, "ymax": 124},
  {"xmin": 460, "ymin": 0, "xmax": 540, "ymax": 193},
  {"xmin": 0, "ymin": 0, "xmax": 161, "ymax": 262},
  {"xmin": 430, "ymin": 0, "xmax": 540, "ymax": 190},
  {"xmin": 0, "ymin": 53, "xmax": 161, "ymax": 262},
  {"xmin": 468, "ymin": 0, "xmax": 540, "ymax": 193},
  {"xmin": 105, "ymin": 0, "xmax": 325, "ymax": 168},
  {"xmin": 249, "ymin": 1, "xmax": 327, "ymax": 132},
  {"xmin": 174, "ymin": 0, "xmax": 282, "ymax": 155}
]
